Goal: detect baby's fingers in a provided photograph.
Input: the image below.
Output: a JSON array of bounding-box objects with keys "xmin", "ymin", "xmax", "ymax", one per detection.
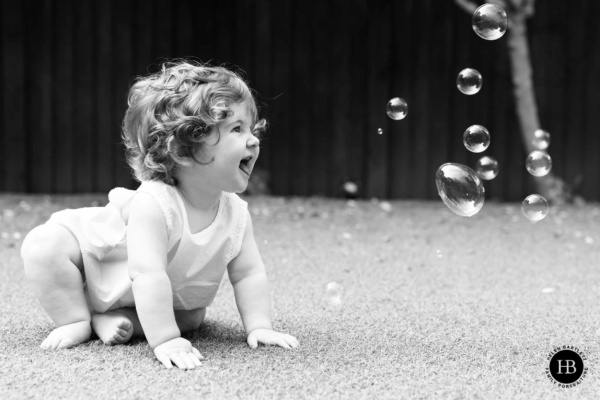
[
  {"xmin": 156, "ymin": 353, "xmax": 174, "ymax": 369},
  {"xmin": 283, "ymin": 334, "xmax": 299, "ymax": 348},
  {"xmin": 192, "ymin": 347, "xmax": 204, "ymax": 359}
]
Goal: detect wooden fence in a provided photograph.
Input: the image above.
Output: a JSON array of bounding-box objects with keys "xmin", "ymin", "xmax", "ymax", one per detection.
[{"xmin": 1, "ymin": 0, "xmax": 599, "ymax": 201}]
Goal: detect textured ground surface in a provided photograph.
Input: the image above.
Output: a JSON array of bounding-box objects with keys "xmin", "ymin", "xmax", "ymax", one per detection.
[{"xmin": 1, "ymin": 193, "xmax": 599, "ymax": 399}]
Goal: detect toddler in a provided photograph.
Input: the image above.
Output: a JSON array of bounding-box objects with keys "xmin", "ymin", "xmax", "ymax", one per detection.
[{"xmin": 21, "ymin": 60, "xmax": 298, "ymax": 370}]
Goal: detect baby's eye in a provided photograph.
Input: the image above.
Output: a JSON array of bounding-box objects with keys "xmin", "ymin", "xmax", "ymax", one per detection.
[{"xmin": 232, "ymin": 126, "xmax": 241, "ymax": 133}]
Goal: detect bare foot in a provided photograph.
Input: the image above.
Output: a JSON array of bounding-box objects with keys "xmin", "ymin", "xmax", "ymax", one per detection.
[
  {"xmin": 41, "ymin": 321, "xmax": 91, "ymax": 350},
  {"xmin": 91, "ymin": 312, "xmax": 134, "ymax": 345}
]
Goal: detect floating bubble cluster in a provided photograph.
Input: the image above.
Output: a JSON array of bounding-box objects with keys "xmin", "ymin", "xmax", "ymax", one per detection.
[
  {"xmin": 325, "ymin": 282, "xmax": 344, "ymax": 306},
  {"xmin": 526, "ymin": 150, "xmax": 552, "ymax": 177},
  {"xmin": 472, "ymin": 3, "xmax": 508, "ymax": 40},
  {"xmin": 386, "ymin": 97, "xmax": 408, "ymax": 120},
  {"xmin": 377, "ymin": 128, "xmax": 383, "ymax": 135},
  {"xmin": 521, "ymin": 194, "xmax": 549, "ymax": 222},
  {"xmin": 463, "ymin": 125, "xmax": 490, "ymax": 153},
  {"xmin": 435, "ymin": 163, "xmax": 485, "ymax": 217},
  {"xmin": 475, "ymin": 156, "xmax": 499, "ymax": 180},
  {"xmin": 532, "ymin": 129, "xmax": 550, "ymax": 150},
  {"xmin": 456, "ymin": 68, "xmax": 483, "ymax": 95}
]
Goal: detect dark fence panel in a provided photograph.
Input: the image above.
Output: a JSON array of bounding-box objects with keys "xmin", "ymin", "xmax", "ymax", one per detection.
[{"xmin": 1, "ymin": 0, "xmax": 599, "ymax": 201}]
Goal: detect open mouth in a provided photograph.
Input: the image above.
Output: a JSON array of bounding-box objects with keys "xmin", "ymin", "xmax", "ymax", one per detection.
[{"xmin": 239, "ymin": 155, "xmax": 253, "ymax": 176}]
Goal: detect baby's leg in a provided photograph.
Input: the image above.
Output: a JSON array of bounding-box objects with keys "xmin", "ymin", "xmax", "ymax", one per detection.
[
  {"xmin": 91, "ymin": 308, "xmax": 143, "ymax": 345},
  {"xmin": 92, "ymin": 307, "xmax": 205, "ymax": 344},
  {"xmin": 21, "ymin": 224, "xmax": 91, "ymax": 349},
  {"xmin": 174, "ymin": 308, "xmax": 206, "ymax": 333}
]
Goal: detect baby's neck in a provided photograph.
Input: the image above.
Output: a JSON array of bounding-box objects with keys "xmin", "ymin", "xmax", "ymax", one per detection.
[{"xmin": 176, "ymin": 183, "xmax": 221, "ymax": 212}]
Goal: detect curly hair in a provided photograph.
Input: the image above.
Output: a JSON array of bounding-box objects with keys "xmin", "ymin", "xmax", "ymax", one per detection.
[{"xmin": 121, "ymin": 60, "xmax": 266, "ymax": 185}]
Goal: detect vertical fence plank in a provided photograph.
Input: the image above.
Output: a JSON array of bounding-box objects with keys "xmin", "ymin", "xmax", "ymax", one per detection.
[
  {"xmin": 154, "ymin": 0, "xmax": 173, "ymax": 61},
  {"xmin": 346, "ymin": 1, "xmax": 368, "ymax": 198},
  {"xmin": 2, "ymin": 1, "xmax": 26, "ymax": 192},
  {"xmin": 408, "ymin": 0, "xmax": 433, "ymax": 199},
  {"xmin": 582, "ymin": 0, "xmax": 600, "ymax": 199},
  {"xmin": 329, "ymin": 2, "xmax": 354, "ymax": 196},
  {"xmin": 174, "ymin": 0, "xmax": 192, "ymax": 59},
  {"xmin": 193, "ymin": 1, "xmax": 215, "ymax": 62},
  {"xmin": 74, "ymin": 0, "xmax": 94, "ymax": 192},
  {"xmin": 95, "ymin": 0, "xmax": 114, "ymax": 193},
  {"xmin": 427, "ymin": 0, "xmax": 455, "ymax": 200},
  {"xmin": 26, "ymin": 0, "xmax": 53, "ymax": 193},
  {"xmin": 365, "ymin": 1, "xmax": 392, "ymax": 199},
  {"xmin": 113, "ymin": 0, "xmax": 135, "ymax": 188},
  {"xmin": 309, "ymin": 0, "xmax": 332, "ymax": 196},
  {"xmin": 389, "ymin": 0, "xmax": 415, "ymax": 199},
  {"xmin": 268, "ymin": 2, "xmax": 292, "ymax": 195},
  {"xmin": 53, "ymin": 0, "xmax": 74, "ymax": 193},
  {"xmin": 289, "ymin": 1, "xmax": 311, "ymax": 196},
  {"xmin": 134, "ymin": 0, "xmax": 154, "ymax": 74},
  {"xmin": 252, "ymin": 0, "xmax": 271, "ymax": 182}
]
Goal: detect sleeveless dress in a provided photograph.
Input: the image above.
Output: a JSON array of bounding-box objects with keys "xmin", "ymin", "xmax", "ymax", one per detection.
[{"xmin": 46, "ymin": 180, "xmax": 248, "ymax": 313}]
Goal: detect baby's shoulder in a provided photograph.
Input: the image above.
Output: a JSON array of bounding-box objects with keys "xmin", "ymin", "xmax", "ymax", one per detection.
[{"xmin": 134, "ymin": 181, "xmax": 183, "ymax": 236}]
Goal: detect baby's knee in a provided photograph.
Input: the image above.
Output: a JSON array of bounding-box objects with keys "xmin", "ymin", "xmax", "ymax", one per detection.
[
  {"xmin": 175, "ymin": 308, "xmax": 206, "ymax": 332},
  {"xmin": 21, "ymin": 224, "xmax": 82, "ymax": 273}
]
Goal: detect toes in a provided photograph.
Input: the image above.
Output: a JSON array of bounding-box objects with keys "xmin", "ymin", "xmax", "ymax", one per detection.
[
  {"xmin": 56, "ymin": 338, "xmax": 76, "ymax": 349},
  {"xmin": 115, "ymin": 328, "xmax": 129, "ymax": 338}
]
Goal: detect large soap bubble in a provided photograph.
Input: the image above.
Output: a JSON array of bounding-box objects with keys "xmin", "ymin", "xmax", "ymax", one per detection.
[
  {"xmin": 463, "ymin": 125, "xmax": 490, "ymax": 153},
  {"xmin": 435, "ymin": 163, "xmax": 485, "ymax": 217},
  {"xmin": 386, "ymin": 97, "xmax": 408, "ymax": 120},
  {"xmin": 522, "ymin": 194, "xmax": 549, "ymax": 222},
  {"xmin": 472, "ymin": 3, "xmax": 508, "ymax": 40},
  {"xmin": 475, "ymin": 156, "xmax": 499, "ymax": 180},
  {"xmin": 457, "ymin": 68, "xmax": 483, "ymax": 95},
  {"xmin": 526, "ymin": 150, "xmax": 552, "ymax": 177},
  {"xmin": 532, "ymin": 129, "xmax": 550, "ymax": 150}
]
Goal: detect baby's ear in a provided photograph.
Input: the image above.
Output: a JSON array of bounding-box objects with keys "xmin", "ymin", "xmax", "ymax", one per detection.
[{"xmin": 167, "ymin": 136, "xmax": 194, "ymax": 167}]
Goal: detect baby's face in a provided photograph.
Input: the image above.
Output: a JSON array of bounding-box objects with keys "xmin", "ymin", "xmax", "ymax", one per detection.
[{"xmin": 193, "ymin": 99, "xmax": 260, "ymax": 193}]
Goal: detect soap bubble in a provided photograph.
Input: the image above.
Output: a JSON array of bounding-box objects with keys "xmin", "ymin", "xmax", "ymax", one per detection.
[
  {"xmin": 325, "ymin": 282, "xmax": 344, "ymax": 306},
  {"xmin": 342, "ymin": 181, "xmax": 358, "ymax": 198},
  {"xmin": 435, "ymin": 163, "xmax": 485, "ymax": 217},
  {"xmin": 472, "ymin": 3, "xmax": 508, "ymax": 40},
  {"xmin": 526, "ymin": 150, "xmax": 552, "ymax": 177},
  {"xmin": 475, "ymin": 156, "xmax": 499, "ymax": 180},
  {"xmin": 463, "ymin": 125, "xmax": 490, "ymax": 153},
  {"xmin": 521, "ymin": 194, "xmax": 549, "ymax": 222},
  {"xmin": 456, "ymin": 68, "xmax": 483, "ymax": 95},
  {"xmin": 377, "ymin": 128, "xmax": 383, "ymax": 135},
  {"xmin": 532, "ymin": 129, "xmax": 550, "ymax": 150},
  {"xmin": 386, "ymin": 97, "xmax": 408, "ymax": 120}
]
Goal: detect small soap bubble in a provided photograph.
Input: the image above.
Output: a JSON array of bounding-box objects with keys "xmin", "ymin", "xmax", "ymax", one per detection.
[
  {"xmin": 325, "ymin": 282, "xmax": 344, "ymax": 306},
  {"xmin": 435, "ymin": 163, "xmax": 485, "ymax": 217},
  {"xmin": 379, "ymin": 201, "xmax": 392, "ymax": 213},
  {"xmin": 456, "ymin": 68, "xmax": 483, "ymax": 95},
  {"xmin": 472, "ymin": 3, "xmax": 508, "ymax": 40},
  {"xmin": 532, "ymin": 129, "xmax": 550, "ymax": 150},
  {"xmin": 526, "ymin": 150, "xmax": 552, "ymax": 177},
  {"xmin": 463, "ymin": 125, "xmax": 490, "ymax": 153},
  {"xmin": 386, "ymin": 97, "xmax": 408, "ymax": 120},
  {"xmin": 377, "ymin": 128, "xmax": 383, "ymax": 135},
  {"xmin": 521, "ymin": 194, "xmax": 549, "ymax": 222},
  {"xmin": 475, "ymin": 156, "xmax": 499, "ymax": 180},
  {"xmin": 342, "ymin": 181, "xmax": 359, "ymax": 199}
]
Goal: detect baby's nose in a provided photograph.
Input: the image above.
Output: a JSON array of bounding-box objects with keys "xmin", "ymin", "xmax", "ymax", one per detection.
[{"xmin": 247, "ymin": 134, "xmax": 260, "ymax": 148}]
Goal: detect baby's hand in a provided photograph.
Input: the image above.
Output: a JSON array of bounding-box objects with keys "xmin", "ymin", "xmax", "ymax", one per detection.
[
  {"xmin": 247, "ymin": 329, "xmax": 299, "ymax": 349},
  {"xmin": 153, "ymin": 337, "xmax": 204, "ymax": 370}
]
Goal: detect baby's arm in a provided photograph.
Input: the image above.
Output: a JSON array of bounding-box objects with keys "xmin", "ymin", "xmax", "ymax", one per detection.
[
  {"xmin": 127, "ymin": 193, "xmax": 202, "ymax": 369},
  {"xmin": 227, "ymin": 213, "xmax": 299, "ymax": 349}
]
